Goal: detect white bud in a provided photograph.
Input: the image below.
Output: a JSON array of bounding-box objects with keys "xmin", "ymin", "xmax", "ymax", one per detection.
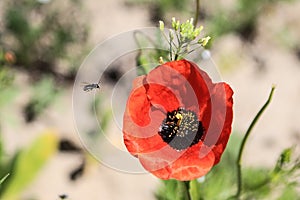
[
  {"xmin": 159, "ymin": 21, "xmax": 164, "ymax": 31},
  {"xmin": 190, "ymin": 18, "xmax": 194, "ymax": 25}
]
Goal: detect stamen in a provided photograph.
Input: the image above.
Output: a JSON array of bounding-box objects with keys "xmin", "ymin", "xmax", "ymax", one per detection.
[{"xmin": 158, "ymin": 108, "xmax": 204, "ymax": 151}]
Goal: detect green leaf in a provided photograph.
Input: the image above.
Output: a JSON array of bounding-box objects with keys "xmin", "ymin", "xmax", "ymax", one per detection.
[
  {"xmin": 1, "ymin": 131, "xmax": 58, "ymax": 200},
  {"xmin": 100, "ymin": 109, "xmax": 112, "ymax": 132},
  {"xmin": 273, "ymin": 147, "xmax": 293, "ymax": 173},
  {"xmin": 243, "ymin": 168, "xmax": 270, "ymax": 190},
  {"xmin": 0, "ymin": 151, "xmax": 19, "ymax": 194},
  {"xmin": 242, "ymin": 168, "xmax": 271, "ymax": 199},
  {"xmin": 24, "ymin": 76, "xmax": 59, "ymax": 122}
]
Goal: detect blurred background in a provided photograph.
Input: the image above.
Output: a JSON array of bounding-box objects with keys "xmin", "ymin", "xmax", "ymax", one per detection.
[{"xmin": 0, "ymin": 0, "xmax": 300, "ymax": 199}]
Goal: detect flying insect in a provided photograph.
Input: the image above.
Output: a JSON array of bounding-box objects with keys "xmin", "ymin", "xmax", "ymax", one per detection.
[{"xmin": 82, "ymin": 81, "xmax": 101, "ymax": 92}]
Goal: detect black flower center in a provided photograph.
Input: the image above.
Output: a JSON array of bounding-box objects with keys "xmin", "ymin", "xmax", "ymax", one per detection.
[{"xmin": 158, "ymin": 108, "xmax": 205, "ymax": 151}]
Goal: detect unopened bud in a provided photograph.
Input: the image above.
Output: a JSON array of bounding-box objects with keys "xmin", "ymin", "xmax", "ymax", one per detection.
[{"xmin": 159, "ymin": 21, "xmax": 164, "ymax": 31}]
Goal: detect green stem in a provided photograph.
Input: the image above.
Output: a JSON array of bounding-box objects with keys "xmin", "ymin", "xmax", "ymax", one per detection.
[
  {"xmin": 174, "ymin": 31, "xmax": 182, "ymax": 60},
  {"xmin": 174, "ymin": 41, "xmax": 182, "ymax": 61},
  {"xmin": 194, "ymin": 0, "xmax": 200, "ymax": 26},
  {"xmin": 170, "ymin": 36, "xmax": 173, "ymax": 61},
  {"xmin": 182, "ymin": 181, "xmax": 191, "ymax": 200},
  {"xmin": 235, "ymin": 86, "xmax": 276, "ymax": 199}
]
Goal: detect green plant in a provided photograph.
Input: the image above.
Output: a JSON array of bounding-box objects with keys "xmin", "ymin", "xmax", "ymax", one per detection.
[
  {"xmin": 1, "ymin": 0, "xmax": 88, "ymax": 79},
  {"xmin": 0, "ymin": 131, "xmax": 58, "ymax": 199},
  {"xmin": 208, "ymin": 0, "xmax": 296, "ymax": 41},
  {"xmin": 126, "ymin": 0, "xmax": 190, "ymax": 22},
  {"xmin": 24, "ymin": 76, "xmax": 59, "ymax": 122},
  {"xmin": 0, "ymin": 48, "xmax": 15, "ymax": 91}
]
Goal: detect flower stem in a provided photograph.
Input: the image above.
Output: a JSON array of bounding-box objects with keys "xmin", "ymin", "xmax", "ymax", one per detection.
[
  {"xmin": 183, "ymin": 181, "xmax": 191, "ymax": 200},
  {"xmin": 194, "ymin": 0, "xmax": 200, "ymax": 27},
  {"xmin": 235, "ymin": 86, "xmax": 276, "ymax": 199}
]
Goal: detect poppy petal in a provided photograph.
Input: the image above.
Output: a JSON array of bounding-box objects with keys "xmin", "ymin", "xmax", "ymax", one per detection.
[{"xmin": 138, "ymin": 143, "xmax": 215, "ymax": 180}]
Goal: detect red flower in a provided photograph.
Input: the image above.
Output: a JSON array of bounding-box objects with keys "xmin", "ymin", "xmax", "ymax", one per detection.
[{"xmin": 123, "ymin": 59, "xmax": 233, "ymax": 180}]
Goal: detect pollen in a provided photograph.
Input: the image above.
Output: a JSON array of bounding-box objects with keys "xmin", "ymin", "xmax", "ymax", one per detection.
[
  {"xmin": 158, "ymin": 108, "xmax": 205, "ymax": 151},
  {"xmin": 175, "ymin": 113, "xmax": 183, "ymax": 126}
]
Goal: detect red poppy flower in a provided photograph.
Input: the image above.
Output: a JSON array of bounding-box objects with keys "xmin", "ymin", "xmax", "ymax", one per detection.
[{"xmin": 123, "ymin": 59, "xmax": 233, "ymax": 181}]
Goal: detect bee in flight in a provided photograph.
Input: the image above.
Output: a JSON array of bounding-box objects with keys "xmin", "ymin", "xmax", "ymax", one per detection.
[{"xmin": 82, "ymin": 81, "xmax": 101, "ymax": 92}]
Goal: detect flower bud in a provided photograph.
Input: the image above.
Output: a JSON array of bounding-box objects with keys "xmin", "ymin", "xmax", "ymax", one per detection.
[{"xmin": 159, "ymin": 21, "xmax": 164, "ymax": 31}]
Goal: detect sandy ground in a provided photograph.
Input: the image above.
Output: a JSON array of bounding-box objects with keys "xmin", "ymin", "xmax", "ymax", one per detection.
[{"xmin": 1, "ymin": 0, "xmax": 300, "ymax": 199}]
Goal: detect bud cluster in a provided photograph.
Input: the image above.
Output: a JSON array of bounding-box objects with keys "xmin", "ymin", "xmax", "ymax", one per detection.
[{"xmin": 159, "ymin": 18, "xmax": 211, "ymax": 60}]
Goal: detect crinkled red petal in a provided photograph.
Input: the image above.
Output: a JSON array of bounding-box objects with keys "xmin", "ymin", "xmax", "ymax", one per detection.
[
  {"xmin": 123, "ymin": 76, "xmax": 180, "ymax": 154},
  {"xmin": 210, "ymin": 83, "xmax": 234, "ymax": 164},
  {"xmin": 138, "ymin": 142, "xmax": 215, "ymax": 181}
]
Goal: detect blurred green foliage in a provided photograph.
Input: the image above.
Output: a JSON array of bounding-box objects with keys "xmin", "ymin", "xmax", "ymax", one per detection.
[
  {"xmin": 126, "ymin": 0, "xmax": 190, "ymax": 22},
  {"xmin": 134, "ymin": 30, "xmax": 169, "ymax": 75},
  {"xmin": 0, "ymin": 131, "xmax": 58, "ymax": 199},
  {"xmin": 0, "ymin": 0, "xmax": 90, "ymax": 123},
  {"xmin": 208, "ymin": 0, "xmax": 296, "ymax": 41},
  {"xmin": 0, "ymin": 67, "xmax": 14, "ymax": 91},
  {"xmin": 155, "ymin": 179, "xmax": 189, "ymax": 200},
  {"xmin": 0, "ymin": 49, "xmax": 15, "ymax": 90},
  {"xmin": 24, "ymin": 76, "xmax": 59, "ymax": 122},
  {"xmin": 93, "ymin": 95, "xmax": 112, "ymax": 134},
  {"xmin": 1, "ymin": 0, "xmax": 88, "ymax": 78},
  {"xmin": 0, "ymin": 48, "xmax": 18, "ymax": 123}
]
